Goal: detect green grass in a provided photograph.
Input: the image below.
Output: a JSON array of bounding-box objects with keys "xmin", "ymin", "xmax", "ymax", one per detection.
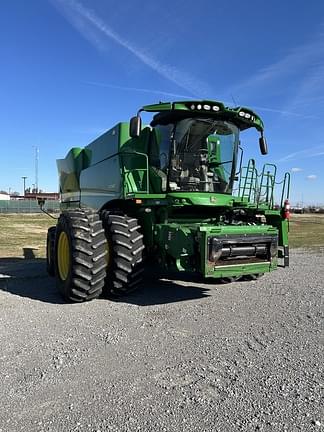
[
  {"xmin": 0, "ymin": 213, "xmax": 55, "ymax": 258},
  {"xmin": 289, "ymin": 214, "xmax": 324, "ymax": 249},
  {"xmin": 0, "ymin": 212, "xmax": 323, "ymax": 259}
]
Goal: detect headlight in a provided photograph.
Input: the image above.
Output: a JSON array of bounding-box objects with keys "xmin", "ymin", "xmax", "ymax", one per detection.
[{"xmin": 239, "ymin": 110, "xmax": 255, "ymax": 121}]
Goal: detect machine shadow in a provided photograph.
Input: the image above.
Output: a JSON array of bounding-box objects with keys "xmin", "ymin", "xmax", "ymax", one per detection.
[
  {"xmin": 114, "ymin": 272, "xmax": 211, "ymax": 306},
  {"xmin": 0, "ymin": 259, "xmax": 211, "ymax": 306},
  {"xmin": 0, "ymin": 257, "xmax": 64, "ymax": 304}
]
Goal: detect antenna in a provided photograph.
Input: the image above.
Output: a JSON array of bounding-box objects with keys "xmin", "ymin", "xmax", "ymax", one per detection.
[{"xmin": 230, "ymin": 93, "xmax": 237, "ymax": 106}]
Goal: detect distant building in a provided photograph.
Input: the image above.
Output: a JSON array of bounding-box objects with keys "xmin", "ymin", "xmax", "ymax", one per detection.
[
  {"xmin": 24, "ymin": 192, "xmax": 59, "ymax": 200},
  {"xmin": 291, "ymin": 206, "xmax": 304, "ymax": 214},
  {"xmin": 0, "ymin": 193, "xmax": 10, "ymax": 201}
]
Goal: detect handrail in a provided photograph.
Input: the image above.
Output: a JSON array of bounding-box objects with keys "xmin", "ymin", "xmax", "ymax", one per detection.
[
  {"xmin": 280, "ymin": 172, "xmax": 291, "ymax": 207},
  {"xmin": 257, "ymin": 164, "xmax": 277, "ymax": 208},
  {"xmin": 239, "ymin": 159, "xmax": 258, "ymax": 202},
  {"xmin": 238, "ymin": 161, "xmax": 290, "ymax": 210}
]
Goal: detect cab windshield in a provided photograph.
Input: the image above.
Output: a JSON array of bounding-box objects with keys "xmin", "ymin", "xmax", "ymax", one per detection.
[{"xmin": 152, "ymin": 118, "xmax": 239, "ymax": 193}]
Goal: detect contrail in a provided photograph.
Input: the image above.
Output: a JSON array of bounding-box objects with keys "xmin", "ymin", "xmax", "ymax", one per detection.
[
  {"xmin": 249, "ymin": 105, "xmax": 316, "ymax": 119},
  {"xmin": 84, "ymin": 81, "xmax": 313, "ymax": 118},
  {"xmin": 83, "ymin": 81, "xmax": 193, "ymax": 100},
  {"xmin": 51, "ymin": 0, "xmax": 210, "ymax": 96},
  {"xmin": 277, "ymin": 145, "xmax": 324, "ymax": 162}
]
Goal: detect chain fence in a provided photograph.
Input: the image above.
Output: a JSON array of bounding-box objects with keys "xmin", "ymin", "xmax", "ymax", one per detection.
[{"xmin": 0, "ymin": 200, "xmax": 60, "ymax": 214}]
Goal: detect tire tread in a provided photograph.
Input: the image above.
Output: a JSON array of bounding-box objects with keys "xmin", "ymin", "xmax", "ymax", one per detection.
[
  {"xmin": 54, "ymin": 209, "xmax": 107, "ymax": 302},
  {"xmin": 101, "ymin": 211, "xmax": 144, "ymax": 296}
]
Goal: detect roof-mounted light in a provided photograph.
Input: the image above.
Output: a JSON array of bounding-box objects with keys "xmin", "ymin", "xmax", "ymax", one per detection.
[
  {"xmin": 186, "ymin": 102, "xmax": 222, "ymax": 112},
  {"xmin": 239, "ymin": 110, "xmax": 255, "ymax": 121}
]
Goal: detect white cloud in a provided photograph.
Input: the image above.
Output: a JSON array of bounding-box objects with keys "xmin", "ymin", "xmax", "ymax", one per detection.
[
  {"xmin": 291, "ymin": 167, "xmax": 303, "ymax": 172},
  {"xmin": 306, "ymin": 174, "xmax": 317, "ymax": 180},
  {"xmin": 51, "ymin": 0, "xmax": 210, "ymax": 96},
  {"xmin": 231, "ymin": 29, "xmax": 324, "ymax": 95}
]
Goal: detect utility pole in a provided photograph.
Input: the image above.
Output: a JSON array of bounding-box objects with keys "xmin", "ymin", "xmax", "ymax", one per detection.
[
  {"xmin": 35, "ymin": 146, "xmax": 39, "ymax": 193},
  {"xmin": 22, "ymin": 176, "xmax": 27, "ymax": 197},
  {"xmin": 33, "ymin": 146, "xmax": 39, "ymax": 193}
]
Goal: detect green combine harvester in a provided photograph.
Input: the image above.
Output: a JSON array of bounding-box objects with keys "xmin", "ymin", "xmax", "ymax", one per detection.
[{"xmin": 46, "ymin": 100, "xmax": 290, "ymax": 302}]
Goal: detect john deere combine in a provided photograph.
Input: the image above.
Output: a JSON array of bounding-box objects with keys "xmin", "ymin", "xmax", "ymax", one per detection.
[{"xmin": 47, "ymin": 100, "xmax": 290, "ymax": 302}]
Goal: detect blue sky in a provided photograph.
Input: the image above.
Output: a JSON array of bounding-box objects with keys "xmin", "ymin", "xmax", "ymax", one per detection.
[{"xmin": 1, "ymin": 0, "xmax": 324, "ymax": 205}]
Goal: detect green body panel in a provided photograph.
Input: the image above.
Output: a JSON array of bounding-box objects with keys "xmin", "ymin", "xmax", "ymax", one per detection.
[
  {"xmin": 166, "ymin": 192, "xmax": 234, "ymax": 207},
  {"xmin": 265, "ymin": 211, "xmax": 289, "ymax": 246},
  {"xmin": 197, "ymin": 224, "xmax": 278, "ymax": 277},
  {"xmin": 61, "ymin": 122, "xmax": 136, "ymax": 208},
  {"xmin": 126, "ymin": 192, "xmax": 236, "ymax": 208},
  {"xmin": 57, "ymin": 147, "xmax": 84, "ymax": 193},
  {"xmin": 153, "ymin": 222, "xmax": 278, "ymax": 278},
  {"xmin": 57, "ymin": 99, "xmax": 290, "ymax": 279}
]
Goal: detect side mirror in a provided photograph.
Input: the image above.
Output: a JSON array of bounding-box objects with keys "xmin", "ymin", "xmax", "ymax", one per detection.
[
  {"xmin": 129, "ymin": 116, "xmax": 142, "ymax": 138},
  {"xmin": 259, "ymin": 136, "xmax": 268, "ymax": 155}
]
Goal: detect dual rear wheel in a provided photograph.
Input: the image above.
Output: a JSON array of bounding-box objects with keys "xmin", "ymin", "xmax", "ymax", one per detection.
[
  {"xmin": 47, "ymin": 209, "xmax": 263, "ymax": 300},
  {"xmin": 46, "ymin": 209, "xmax": 144, "ymax": 302}
]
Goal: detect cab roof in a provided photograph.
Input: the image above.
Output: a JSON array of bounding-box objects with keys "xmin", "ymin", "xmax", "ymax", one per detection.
[{"xmin": 139, "ymin": 100, "xmax": 264, "ymax": 132}]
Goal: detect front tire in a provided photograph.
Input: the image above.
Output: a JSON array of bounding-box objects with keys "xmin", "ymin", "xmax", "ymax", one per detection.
[
  {"xmin": 218, "ymin": 276, "xmax": 241, "ymax": 284},
  {"xmin": 54, "ymin": 209, "xmax": 107, "ymax": 302},
  {"xmin": 242, "ymin": 273, "xmax": 264, "ymax": 281},
  {"xmin": 101, "ymin": 211, "xmax": 145, "ymax": 296},
  {"xmin": 46, "ymin": 226, "xmax": 56, "ymax": 276}
]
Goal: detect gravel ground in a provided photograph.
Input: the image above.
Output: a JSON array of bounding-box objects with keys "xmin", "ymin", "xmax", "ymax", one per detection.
[{"xmin": 0, "ymin": 250, "xmax": 323, "ymax": 432}]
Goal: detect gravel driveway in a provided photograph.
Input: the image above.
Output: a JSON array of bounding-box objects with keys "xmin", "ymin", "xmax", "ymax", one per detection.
[{"xmin": 0, "ymin": 251, "xmax": 322, "ymax": 432}]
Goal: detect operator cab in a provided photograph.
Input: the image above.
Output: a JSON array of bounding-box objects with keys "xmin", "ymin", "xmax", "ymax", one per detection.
[
  {"xmin": 150, "ymin": 117, "xmax": 238, "ymax": 194},
  {"xmin": 129, "ymin": 100, "xmax": 267, "ymax": 195}
]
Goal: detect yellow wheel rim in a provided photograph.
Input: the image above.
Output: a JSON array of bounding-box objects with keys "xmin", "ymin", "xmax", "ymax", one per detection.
[{"xmin": 57, "ymin": 231, "xmax": 70, "ymax": 281}]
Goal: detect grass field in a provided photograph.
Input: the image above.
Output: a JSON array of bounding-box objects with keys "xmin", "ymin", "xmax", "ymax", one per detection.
[
  {"xmin": 0, "ymin": 213, "xmax": 323, "ymax": 259},
  {"xmin": 0, "ymin": 213, "xmax": 54, "ymax": 258},
  {"xmin": 289, "ymin": 213, "xmax": 324, "ymax": 249}
]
